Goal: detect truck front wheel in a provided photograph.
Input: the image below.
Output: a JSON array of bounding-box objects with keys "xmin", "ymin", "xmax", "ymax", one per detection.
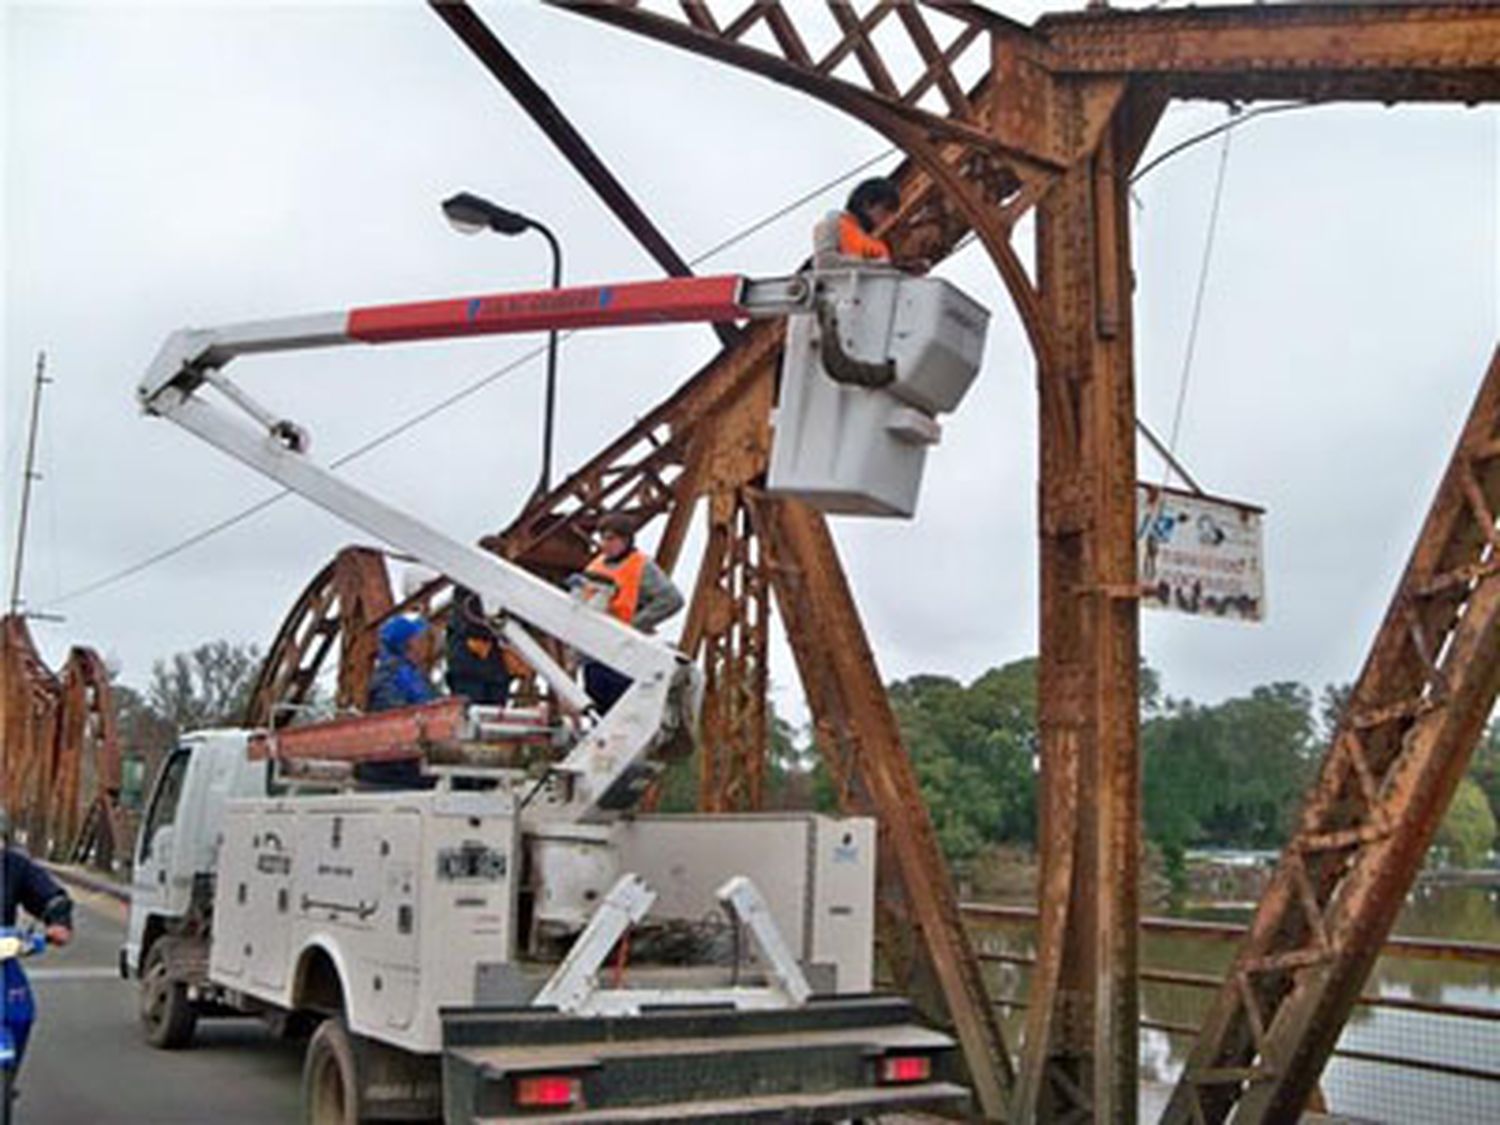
[
  {"xmin": 303, "ymin": 1017, "xmax": 366, "ymax": 1125},
  {"xmin": 140, "ymin": 942, "xmax": 197, "ymax": 1049}
]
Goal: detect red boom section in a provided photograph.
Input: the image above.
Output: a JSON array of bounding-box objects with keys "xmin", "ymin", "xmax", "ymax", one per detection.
[
  {"xmin": 346, "ymin": 275, "xmax": 747, "ymax": 343},
  {"xmin": 247, "ymin": 698, "xmax": 468, "ymax": 762}
]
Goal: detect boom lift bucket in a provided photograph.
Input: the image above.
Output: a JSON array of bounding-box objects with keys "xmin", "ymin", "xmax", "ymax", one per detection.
[{"xmin": 768, "ymin": 268, "xmax": 990, "ymax": 517}]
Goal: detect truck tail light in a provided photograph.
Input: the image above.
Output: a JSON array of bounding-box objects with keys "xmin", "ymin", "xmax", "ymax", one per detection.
[
  {"xmin": 879, "ymin": 1054, "xmax": 932, "ymax": 1084},
  {"xmin": 514, "ymin": 1074, "xmax": 582, "ymax": 1109}
]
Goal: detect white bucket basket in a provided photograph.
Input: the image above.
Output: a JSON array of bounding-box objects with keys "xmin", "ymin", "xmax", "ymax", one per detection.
[{"xmin": 767, "ymin": 268, "xmax": 989, "ymax": 518}]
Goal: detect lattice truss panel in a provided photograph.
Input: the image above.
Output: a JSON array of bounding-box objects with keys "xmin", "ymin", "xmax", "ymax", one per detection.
[
  {"xmin": 0, "ymin": 614, "xmax": 122, "ymax": 865},
  {"xmin": 1165, "ymin": 347, "xmax": 1500, "ymax": 1124},
  {"xmin": 633, "ymin": 1, "xmax": 994, "ymax": 119}
]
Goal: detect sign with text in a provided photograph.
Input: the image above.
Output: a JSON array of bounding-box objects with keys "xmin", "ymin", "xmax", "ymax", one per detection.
[{"xmin": 1137, "ymin": 484, "xmax": 1265, "ymax": 622}]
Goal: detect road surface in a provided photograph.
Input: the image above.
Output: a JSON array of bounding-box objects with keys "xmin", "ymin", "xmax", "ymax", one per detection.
[{"xmin": 16, "ymin": 885, "xmax": 301, "ymax": 1124}]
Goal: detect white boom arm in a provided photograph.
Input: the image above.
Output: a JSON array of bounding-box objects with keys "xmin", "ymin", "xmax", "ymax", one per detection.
[{"xmin": 137, "ymin": 268, "xmax": 989, "ymax": 818}]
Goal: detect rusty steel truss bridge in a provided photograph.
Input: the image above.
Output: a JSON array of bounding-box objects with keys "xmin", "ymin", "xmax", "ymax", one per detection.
[{"xmin": 4, "ymin": 3, "xmax": 1498, "ymax": 1122}]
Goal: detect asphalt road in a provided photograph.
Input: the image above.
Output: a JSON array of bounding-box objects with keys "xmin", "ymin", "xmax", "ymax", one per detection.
[{"xmin": 15, "ymin": 886, "xmax": 302, "ymax": 1124}]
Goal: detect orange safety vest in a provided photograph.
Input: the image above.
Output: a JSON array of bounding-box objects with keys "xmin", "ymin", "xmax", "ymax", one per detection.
[
  {"xmin": 585, "ymin": 550, "xmax": 647, "ymax": 625},
  {"xmin": 837, "ymin": 212, "xmax": 892, "ymax": 262}
]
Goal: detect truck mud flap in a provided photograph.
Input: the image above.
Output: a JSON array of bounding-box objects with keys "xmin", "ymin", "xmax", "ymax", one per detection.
[{"xmin": 440, "ymin": 994, "xmax": 970, "ymax": 1122}]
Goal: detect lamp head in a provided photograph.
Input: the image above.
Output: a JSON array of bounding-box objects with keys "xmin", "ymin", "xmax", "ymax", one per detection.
[{"xmin": 441, "ymin": 191, "xmax": 531, "ymax": 237}]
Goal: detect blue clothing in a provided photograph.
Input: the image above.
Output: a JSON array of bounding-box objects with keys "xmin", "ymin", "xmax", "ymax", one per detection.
[
  {"xmin": 2, "ymin": 958, "xmax": 35, "ymax": 1070},
  {"xmin": 369, "ymin": 658, "xmax": 435, "ymax": 711},
  {"xmin": 1, "ymin": 849, "xmax": 67, "ymax": 1074},
  {"xmin": 368, "ymin": 615, "xmax": 434, "ymax": 712}
]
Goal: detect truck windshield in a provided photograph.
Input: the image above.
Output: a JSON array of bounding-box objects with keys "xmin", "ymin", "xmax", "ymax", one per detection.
[{"xmin": 138, "ymin": 748, "xmax": 190, "ymax": 863}]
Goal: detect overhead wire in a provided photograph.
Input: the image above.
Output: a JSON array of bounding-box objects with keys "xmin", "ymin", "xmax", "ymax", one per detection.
[
  {"xmin": 47, "ymin": 99, "xmax": 1304, "ymax": 610},
  {"xmin": 1159, "ymin": 108, "xmax": 1237, "ymax": 493},
  {"xmin": 41, "ymin": 147, "xmax": 901, "ymax": 610}
]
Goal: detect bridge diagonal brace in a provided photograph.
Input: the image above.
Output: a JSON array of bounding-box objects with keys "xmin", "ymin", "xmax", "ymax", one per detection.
[{"xmin": 1163, "ymin": 347, "xmax": 1500, "ymax": 1125}]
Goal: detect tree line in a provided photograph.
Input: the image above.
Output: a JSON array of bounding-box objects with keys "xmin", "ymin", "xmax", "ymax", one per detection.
[{"xmin": 885, "ymin": 657, "xmax": 1499, "ymax": 878}]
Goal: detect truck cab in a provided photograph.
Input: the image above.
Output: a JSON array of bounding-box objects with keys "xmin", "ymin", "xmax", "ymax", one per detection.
[{"xmin": 122, "ymin": 731, "xmax": 269, "ymax": 983}]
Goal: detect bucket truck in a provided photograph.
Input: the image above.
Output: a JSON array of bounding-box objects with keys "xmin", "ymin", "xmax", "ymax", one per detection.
[{"xmin": 123, "ymin": 266, "xmax": 989, "ymax": 1123}]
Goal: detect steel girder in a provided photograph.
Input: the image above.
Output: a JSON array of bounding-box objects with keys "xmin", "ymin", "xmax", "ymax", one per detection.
[
  {"xmin": 749, "ymin": 490, "xmax": 1018, "ymax": 1116},
  {"xmin": 1037, "ymin": 3, "xmax": 1500, "ymax": 105},
  {"xmin": 683, "ymin": 487, "xmax": 771, "ymax": 812}
]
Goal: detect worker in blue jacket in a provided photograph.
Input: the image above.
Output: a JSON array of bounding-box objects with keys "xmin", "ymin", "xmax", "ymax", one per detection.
[
  {"xmin": 368, "ymin": 615, "xmax": 434, "ymax": 712},
  {"xmin": 2, "ymin": 810, "xmax": 73, "ymax": 1074}
]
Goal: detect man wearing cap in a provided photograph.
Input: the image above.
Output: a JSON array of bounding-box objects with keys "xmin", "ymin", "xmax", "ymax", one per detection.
[{"xmin": 579, "ymin": 513, "xmax": 684, "ymax": 712}]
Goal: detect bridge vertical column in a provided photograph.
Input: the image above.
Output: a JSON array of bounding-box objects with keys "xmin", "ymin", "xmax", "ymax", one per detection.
[{"xmin": 1025, "ymin": 92, "xmax": 1148, "ymax": 1124}]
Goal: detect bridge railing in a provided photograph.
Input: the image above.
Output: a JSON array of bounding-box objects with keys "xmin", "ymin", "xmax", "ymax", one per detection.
[{"xmin": 960, "ymin": 902, "xmax": 1500, "ymax": 1124}]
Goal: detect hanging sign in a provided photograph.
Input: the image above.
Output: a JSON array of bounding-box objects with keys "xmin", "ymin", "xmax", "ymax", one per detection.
[{"xmin": 1137, "ymin": 484, "xmax": 1265, "ymax": 622}]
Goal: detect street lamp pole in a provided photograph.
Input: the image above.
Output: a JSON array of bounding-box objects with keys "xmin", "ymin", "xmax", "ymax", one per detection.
[
  {"xmin": 441, "ymin": 191, "xmax": 564, "ymax": 499},
  {"xmin": 534, "ymin": 222, "xmax": 562, "ymax": 500}
]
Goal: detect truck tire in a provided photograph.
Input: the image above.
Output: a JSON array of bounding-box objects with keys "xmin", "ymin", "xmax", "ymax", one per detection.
[
  {"xmin": 140, "ymin": 942, "xmax": 198, "ymax": 1049},
  {"xmin": 303, "ymin": 1017, "xmax": 366, "ymax": 1125}
]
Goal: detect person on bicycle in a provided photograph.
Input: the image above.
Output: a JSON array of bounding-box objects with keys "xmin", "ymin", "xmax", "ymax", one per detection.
[{"xmin": 1, "ymin": 810, "xmax": 73, "ymax": 1070}]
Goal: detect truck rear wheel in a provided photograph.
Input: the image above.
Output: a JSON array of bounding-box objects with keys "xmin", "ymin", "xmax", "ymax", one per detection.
[
  {"xmin": 303, "ymin": 1017, "xmax": 366, "ymax": 1125},
  {"xmin": 140, "ymin": 942, "xmax": 197, "ymax": 1049}
]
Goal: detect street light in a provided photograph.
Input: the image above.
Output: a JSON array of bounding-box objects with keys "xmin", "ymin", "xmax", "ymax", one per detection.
[{"xmin": 442, "ymin": 191, "xmax": 563, "ymax": 498}]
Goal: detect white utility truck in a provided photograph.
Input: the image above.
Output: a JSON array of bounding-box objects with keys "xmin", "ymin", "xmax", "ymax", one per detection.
[{"xmin": 123, "ymin": 267, "xmax": 989, "ymax": 1123}]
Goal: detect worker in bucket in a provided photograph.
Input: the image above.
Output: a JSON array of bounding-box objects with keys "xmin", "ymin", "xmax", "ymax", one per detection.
[
  {"xmin": 576, "ymin": 512, "xmax": 684, "ymax": 712},
  {"xmin": 368, "ymin": 614, "xmax": 435, "ymax": 712},
  {"xmin": 2, "ymin": 809, "xmax": 73, "ymax": 1078},
  {"xmin": 445, "ymin": 585, "xmax": 510, "ymax": 706},
  {"xmin": 812, "ymin": 176, "xmax": 928, "ymax": 273}
]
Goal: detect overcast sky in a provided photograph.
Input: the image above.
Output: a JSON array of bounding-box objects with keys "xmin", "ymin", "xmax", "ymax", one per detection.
[{"xmin": 4, "ymin": 2, "xmax": 1497, "ymax": 720}]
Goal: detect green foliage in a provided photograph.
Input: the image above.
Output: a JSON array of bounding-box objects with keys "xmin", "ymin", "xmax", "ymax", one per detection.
[
  {"xmin": 1469, "ymin": 723, "xmax": 1500, "ymax": 831},
  {"xmin": 1143, "ymin": 682, "xmax": 1317, "ymax": 855},
  {"xmin": 888, "ymin": 659, "xmax": 1038, "ymax": 862},
  {"xmin": 1434, "ymin": 777, "xmax": 1497, "ymax": 869}
]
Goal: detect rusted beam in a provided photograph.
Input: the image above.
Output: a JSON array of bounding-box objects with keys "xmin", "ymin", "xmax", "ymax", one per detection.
[
  {"xmin": 1164, "ymin": 346, "xmax": 1500, "ymax": 1125},
  {"xmin": 544, "ymin": 0, "xmax": 1060, "ymax": 174},
  {"xmin": 245, "ymin": 546, "xmax": 394, "ymax": 726},
  {"xmin": 429, "ymin": 0, "xmax": 740, "ymax": 349},
  {"xmin": 1, "ymin": 615, "xmax": 118, "ymax": 866},
  {"xmin": 1017, "ymin": 83, "xmax": 1156, "ymax": 1125},
  {"xmin": 1, "ymin": 617, "xmax": 59, "ymax": 843},
  {"xmin": 685, "ymin": 488, "xmax": 769, "ymax": 812},
  {"xmin": 52, "ymin": 646, "xmax": 121, "ymax": 863},
  {"xmin": 1038, "ymin": 2, "xmax": 1500, "ymax": 103},
  {"xmin": 752, "ymin": 493, "xmax": 1015, "ymax": 1120}
]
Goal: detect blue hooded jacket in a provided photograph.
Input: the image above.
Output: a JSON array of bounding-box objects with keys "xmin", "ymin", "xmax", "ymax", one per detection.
[{"xmin": 368, "ymin": 615, "xmax": 434, "ymax": 711}]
